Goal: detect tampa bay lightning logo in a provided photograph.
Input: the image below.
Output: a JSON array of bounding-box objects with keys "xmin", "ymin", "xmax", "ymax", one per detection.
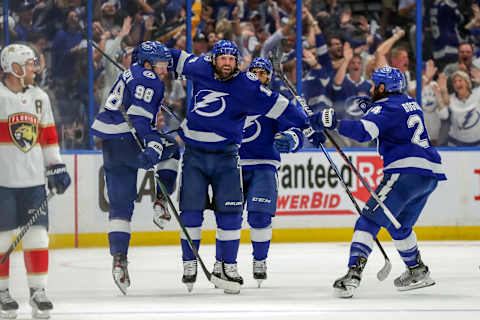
[
  {"xmin": 192, "ymin": 89, "xmax": 229, "ymax": 117},
  {"xmin": 460, "ymin": 109, "xmax": 480, "ymax": 130},
  {"xmin": 242, "ymin": 115, "xmax": 262, "ymax": 143}
]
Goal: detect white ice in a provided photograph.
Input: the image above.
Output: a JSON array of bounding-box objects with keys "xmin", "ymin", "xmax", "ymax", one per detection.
[{"xmin": 7, "ymin": 241, "xmax": 480, "ymax": 320}]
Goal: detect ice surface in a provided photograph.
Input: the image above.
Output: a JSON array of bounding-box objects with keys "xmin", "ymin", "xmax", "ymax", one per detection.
[{"xmin": 7, "ymin": 241, "xmax": 480, "ymax": 319}]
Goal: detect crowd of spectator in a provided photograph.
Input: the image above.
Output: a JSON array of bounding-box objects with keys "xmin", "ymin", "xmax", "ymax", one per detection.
[{"xmin": 2, "ymin": 0, "xmax": 480, "ymax": 149}]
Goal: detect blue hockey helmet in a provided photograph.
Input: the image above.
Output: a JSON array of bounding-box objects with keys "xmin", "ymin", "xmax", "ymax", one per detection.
[
  {"xmin": 371, "ymin": 66, "xmax": 405, "ymax": 93},
  {"xmin": 248, "ymin": 57, "xmax": 273, "ymax": 78},
  {"xmin": 136, "ymin": 41, "xmax": 173, "ymax": 70},
  {"xmin": 212, "ymin": 40, "xmax": 239, "ymax": 61}
]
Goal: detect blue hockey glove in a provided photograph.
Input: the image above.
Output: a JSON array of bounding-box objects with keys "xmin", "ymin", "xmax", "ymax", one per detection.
[
  {"xmin": 352, "ymin": 95, "xmax": 372, "ymax": 113},
  {"xmin": 309, "ymin": 108, "xmax": 338, "ymax": 131},
  {"xmin": 46, "ymin": 163, "xmax": 71, "ymax": 194},
  {"xmin": 307, "ymin": 131, "xmax": 326, "ymax": 148},
  {"xmin": 137, "ymin": 133, "xmax": 180, "ymax": 170},
  {"xmin": 274, "ymin": 131, "xmax": 298, "ymax": 153}
]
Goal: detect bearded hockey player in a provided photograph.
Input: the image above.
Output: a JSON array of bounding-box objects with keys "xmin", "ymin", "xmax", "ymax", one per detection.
[
  {"xmin": 0, "ymin": 43, "xmax": 71, "ymax": 319},
  {"xmin": 309, "ymin": 66, "xmax": 447, "ymax": 298},
  {"xmin": 168, "ymin": 40, "xmax": 313, "ymax": 294}
]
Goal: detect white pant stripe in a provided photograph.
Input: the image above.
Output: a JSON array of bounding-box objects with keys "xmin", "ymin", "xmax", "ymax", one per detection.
[
  {"xmin": 216, "ymin": 228, "xmax": 241, "ymax": 241},
  {"xmin": 250, "ymin": 226, "xmax": 272, "ymax": 242},
  {"xmin": 394, "ymin": 231, "xmax": 418, "ymax": 252},
  {"xmin": 181, "ymin": 227, "xmax": 202, "ymax": 241}
]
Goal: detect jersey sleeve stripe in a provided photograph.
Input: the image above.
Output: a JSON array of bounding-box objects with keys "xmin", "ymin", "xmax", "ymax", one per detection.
[
  {"xmin": 265, "ymin": 95, "xmax": 289, "ymax": 119},
  {"xmin": 360, "ymin": 119, "xmax": 379, "ymax": 140},
  {"xmin": 176, "ymin": 51, "xmax": 192, "ymax": 75},
  {"xmin": 38, "ymin": 125, "xmax": 59, "ymax": 146},
  {"xmin": 126, "ymin": 105, "xmax": 154, "ymax": 120},
  {"xmin": 91, "ymin": 119, "xmax": 130, "ymax": 134}
]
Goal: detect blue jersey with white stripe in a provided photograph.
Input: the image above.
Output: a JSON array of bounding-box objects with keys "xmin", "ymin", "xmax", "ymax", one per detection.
[
  {"xmin": 337, "ymin": 94, "xmax": 446, "ymax": 180},
  {"xmin": 170, "ymin": 49, "xmax": 309, "ymax": 150},
  {"xmin": 91, "ymin": 63, "xmax": 165, "ymax": 140},
  {"xmin": 240, "ymin": 115, "xmax": 303, "ymax": 171}
]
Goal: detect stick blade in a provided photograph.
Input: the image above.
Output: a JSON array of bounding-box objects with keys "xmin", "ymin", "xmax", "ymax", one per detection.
[
  {"xmin": 210, "ymin": 274, "xmax": 241, "ymax": 293},
  {"xmin": 377, "ymin": 259, "xmax": 392, "ymax": 281}
]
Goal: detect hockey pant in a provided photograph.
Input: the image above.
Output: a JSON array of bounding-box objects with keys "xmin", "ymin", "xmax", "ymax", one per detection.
[
  {"xmin": 102, "ymin": 137, "xmax": 178, "ymax": 256},
  {"xmin": 348, "ymin": 173, "xmax": 438, "ymax": 267},
  {"xmin": 179, "ymin": 145, "xmax": 243, "ymax": 264}
]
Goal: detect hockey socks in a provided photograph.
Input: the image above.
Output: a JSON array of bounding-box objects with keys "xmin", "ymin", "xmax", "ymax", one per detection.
[{"xmin": 392, "ymin": 230, "xmax": 420, "ymax": 267}]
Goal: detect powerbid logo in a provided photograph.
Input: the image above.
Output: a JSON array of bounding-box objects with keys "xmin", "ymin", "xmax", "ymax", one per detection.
[{"xmin": 277, "ymin": 155, "xmax": 383, "ymax": 215}]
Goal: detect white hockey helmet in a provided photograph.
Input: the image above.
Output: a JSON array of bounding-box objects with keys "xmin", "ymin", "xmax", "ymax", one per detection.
[{"xmin": 1, "ymin": 43, "xmax": 37, "ymax": 77}]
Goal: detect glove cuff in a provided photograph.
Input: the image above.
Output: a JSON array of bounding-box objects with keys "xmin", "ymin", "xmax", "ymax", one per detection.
[{"xmin": 283, "ymin": 130, "xmax": 300, "ymax": 150}]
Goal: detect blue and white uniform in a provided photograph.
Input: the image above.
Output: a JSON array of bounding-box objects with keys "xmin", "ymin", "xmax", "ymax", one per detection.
[
  {"xmin": 92, "ymin": 49, "xmax": 180, "ymax": 257},
  {"xmin": 337, "ymin": 93, "xmax": 446, "ymax": 268},
  {"xmin": 169, "ymin": 46, "xmax": 309, "ymax": 267},
  {"xmin": 239, "ymin": 115, "xmax": 303, "ymax": 262}
]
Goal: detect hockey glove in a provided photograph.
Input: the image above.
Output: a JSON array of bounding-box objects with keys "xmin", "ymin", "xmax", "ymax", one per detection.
[
  {"xmin": 273, "ymin": 131, "xmax": 298, "ymax": 153},
  {"xmin": 153, "ymin": 192, "xmax": 172, "ymax": 230},
  {"xmin": 46, "ymin": 163, "xmax": 71, "ymax": 194},
  {"xmin": 306, "ymin": 131, "xmax": 327, "ymax": 148},
  {"xmin": 309, "ymin": 108, "xmax": 338, "ymax": 131},
  {"xmin": 353, "ymin": 95, "xmax": 372, "ymax": 113},
  {"xmin": 137, "ymin": 133, "xmax": 180, "ymax": 170}
]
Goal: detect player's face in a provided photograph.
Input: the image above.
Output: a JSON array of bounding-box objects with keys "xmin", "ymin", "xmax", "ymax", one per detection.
[
  {"xmin": 13, "ymin": 59, "xmax": 37, "ymax": 86},
  {"xmin": 152, "ymin": 61, "xmax": 169, "ymax": 80},
  {"xmin": 250, "ymin": 67, "xmax": 270, "ymax": 85},
  {"xmin": 214, "ymin": 54, "xmax": 237, "ymax": 78}
]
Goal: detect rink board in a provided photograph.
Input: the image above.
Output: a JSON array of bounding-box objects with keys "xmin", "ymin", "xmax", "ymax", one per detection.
[{"xmin": 46, "ymin": 149, "xmax": 480, "ymax": 248}]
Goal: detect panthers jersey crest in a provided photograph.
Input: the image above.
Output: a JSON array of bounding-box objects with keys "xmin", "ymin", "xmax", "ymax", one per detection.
[{"xmin": 8, "ymin": 112, "xmax": 39, "ymax": 152}]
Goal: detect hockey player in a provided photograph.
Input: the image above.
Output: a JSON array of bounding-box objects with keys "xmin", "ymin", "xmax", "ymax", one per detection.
[
  {"xmin": 0, "ymin": 43, "xmax": 71, "ymax": 319},
  {"xmin": 212, "ymin": 58, "xmax": 325, "ymax": 287},
  {"xmin": 91, "ymin": 41, "xmax": 180, "ymax": 295},
  {"xmin": 309, "ymin": 66, "xmax": 447, "ymax": 298},
  {"xmin": 168, "ymin": 40, "xmax": 312, "ymax": 294}
]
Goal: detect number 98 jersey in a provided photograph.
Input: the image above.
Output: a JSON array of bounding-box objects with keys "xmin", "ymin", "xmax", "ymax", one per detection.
[{"xmin": 91, "ymin": 63, "xmax": 165, "ymax": 140}]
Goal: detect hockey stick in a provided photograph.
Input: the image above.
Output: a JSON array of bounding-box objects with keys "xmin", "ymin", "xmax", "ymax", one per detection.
[
  {"xmin": 86, "ymin": 37, "xmax": 183, "ymax": 126},
  {"xmin": 115, "ymin": 100, "xmax": 239, "ymax": 292},
  {"xmin": 269, "ymin": 47, "xmax": 392, "ymax": 280},
  {"xmin": 89, "ymin": 39, "xmax": 239, "ymax": 292},
  {"xmin": 0, "ymin": 192, "xmax": 55, "ymax": 264},
  {"xmin": 269, "ymin": 45, "xmax": 401, "ymax": 229}
]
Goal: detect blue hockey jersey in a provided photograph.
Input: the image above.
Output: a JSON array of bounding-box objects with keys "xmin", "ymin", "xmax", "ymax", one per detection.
[
  {"xmin": 337, "ymin": 94, "xmax": 446, "ymax": 180},
  {"xmin": 91, "ymin": 63, "xmax": 165, "ymax": 140},
  {"xmin": 240, "ymin": 115, "xmax": 303, "ymax": 171},
  {"xmin": 169, "ymin": 49, "xmax": 309, "ymax": 150}
]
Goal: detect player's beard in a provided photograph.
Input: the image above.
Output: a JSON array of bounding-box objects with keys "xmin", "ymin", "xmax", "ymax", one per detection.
[{"xmin": 213, "ymin": 63, "xmax": 238, "ymax": 81}]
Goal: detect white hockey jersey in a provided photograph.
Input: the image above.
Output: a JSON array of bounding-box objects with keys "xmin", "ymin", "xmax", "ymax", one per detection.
[
  {"xmin": 443, "ymin": 88, "xmax": 480, "ymax": 146},
  {"xmin": 0, "ymin": 83, "xmax": 62, "ymax": 188}
]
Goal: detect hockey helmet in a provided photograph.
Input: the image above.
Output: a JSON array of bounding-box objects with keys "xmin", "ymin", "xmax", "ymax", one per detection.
[
  {"xmin": 248, "ymin": 57, "xmax": 273, "ymax": 80},
  {"xmin": 371, "ymin": 66, "xmax": 405, "ymax": 93},
  {"xmin": 212, "ymin": 40, "xmax": 239, "ymax": 61},
  {"xmin": 0, "ymin": 43, "xmax": 38, "ymax": 77},
  {"xmin": 136, "ymin": 41, "xmax": 173, "ymax": 71}
]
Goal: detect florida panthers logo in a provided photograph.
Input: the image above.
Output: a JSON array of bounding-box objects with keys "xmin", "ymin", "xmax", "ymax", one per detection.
[
  {"xmin": 8, "ymin": 112, "xmax": 39, "ymax": 152},
  {"xmin": 242, "ymin": 115, "xmax": 261, "ymax": 143},
  {"xmin": 192, "ymin": 90, "xmax": 229, "ymax": 117}
]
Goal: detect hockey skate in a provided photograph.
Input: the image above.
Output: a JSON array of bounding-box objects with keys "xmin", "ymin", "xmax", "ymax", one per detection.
[
  {"xmin": 182, "ymin": 260, "xmax": 198, "ymax": 292},
  {"xmin": 222, "ymin": 263, "xmax": 243, "ymax": 294},
  {"xmin": 212, "ymin": 261, "xmax": 222, "ymax": 288},
  {"xmin": 394, "ymin": 254, "xmax": 435, "ymax": 291},
  {"xmin": 333, "ymin": 256, "xmax": 367, "ymax": 298},
  {"xmin": 253, "ymin": 259, "xmax": 267, "ymax": 288},
  {"xmin": 0, "ymin": 289, "xmax": 18, "ymax": 319},
  {"xmin": 153, "ymin": 193, "xmax": 171, "ymax": 230},
  {"xmin": 112, "ymin": 253, "xmax": 130, "ymax": 295},
  {"xmin": 29, "ymin": 288, "xmax": 53, "ymax": 319}
]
